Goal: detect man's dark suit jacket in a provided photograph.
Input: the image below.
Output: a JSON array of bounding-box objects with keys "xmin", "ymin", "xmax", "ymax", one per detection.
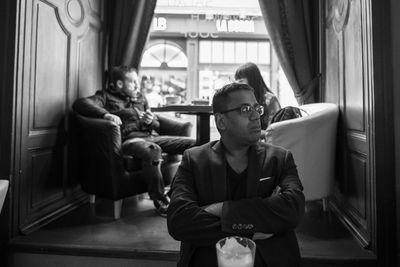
[{"xmin": 167, "ymin": 140, "xmax": 305, "ymax": 267}]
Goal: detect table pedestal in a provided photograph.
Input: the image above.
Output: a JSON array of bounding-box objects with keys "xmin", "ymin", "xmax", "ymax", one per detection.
[
  {"xmin": 152, "ymin": 105, "xmax": 213, "ymax": 145},
  {"xmin": 196, "ymin": 113, "xmax": 211, "ymax": 145}
]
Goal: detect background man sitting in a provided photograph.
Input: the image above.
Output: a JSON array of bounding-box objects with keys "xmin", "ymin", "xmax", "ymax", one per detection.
[{"xmin": 73, "ymin": 65, "xmax": 196, "ymax": 217}]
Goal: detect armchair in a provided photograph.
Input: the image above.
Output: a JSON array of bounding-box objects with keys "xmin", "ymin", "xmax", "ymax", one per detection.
[
  {"xmin": 264, "ymin": 103, "xmax": 339, "ymax": 210},
  {"xmin": 74, "ymin": 113, "xmax": 192, "ymax": 219},
  {"xmin": 0, "ymin": 180, "xmax": 9, "ymax": 214}
]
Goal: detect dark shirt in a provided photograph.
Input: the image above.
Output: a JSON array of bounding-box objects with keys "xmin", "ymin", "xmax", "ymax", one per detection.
[
  {"xmin": 190, "ymin": 162, "xmax": 248, "ymax": 267},
  {"xmin": 226, "ymin": 164, "xmax": 267, "ymax": 267},
  {"xmin": 226, "ymin": 163, "xmax": 247, "ymax": 200}
]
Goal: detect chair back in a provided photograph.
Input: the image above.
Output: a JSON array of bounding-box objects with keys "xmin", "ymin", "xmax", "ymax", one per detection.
[
  {"xmin": 74, "ymin": 113, "xmax": 146, "ymax": 200},
  {"xmin": 0, "ymin": 180, "xmax": 9, "ymax": 214},
  {"xmin": 265, "ymin": 103, "xmax": 339, "ymax": 201}
]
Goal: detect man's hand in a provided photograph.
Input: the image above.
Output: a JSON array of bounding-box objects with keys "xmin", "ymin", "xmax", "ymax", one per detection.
[
  {"xmin": 260, "ymin": 130, "xmax": 267, "ymax": 141},
  {"xmin": 203, "ymin": 202, "xmax": 223, "ymax": 217},
  {"xmin": 141, "ymin": 109, "xmax": 154, "ymax": 125},
  {"xmin": 103, "ymin": 113, "xmax": 122, "ymax": 125}
]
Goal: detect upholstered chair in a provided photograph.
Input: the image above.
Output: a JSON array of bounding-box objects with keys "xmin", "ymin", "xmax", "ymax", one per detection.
[
  {"xmin": 74, "ymin": 113, "xmax": 192, "ymax": 219},
  {"xmin": 265, "ymin": 103, "xmax": 339, "ymax": 211},
  {"xmin": 0, "ymin": 180, "xmax": 9, "ymax": 214}
]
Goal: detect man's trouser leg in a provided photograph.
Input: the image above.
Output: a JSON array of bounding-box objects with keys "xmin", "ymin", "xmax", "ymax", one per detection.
[
  {"xmin": 122, "ymin": 138, "xmax": 164, "ymax": 200},
  {"xmin": 150, "ymin": 135, "xmax": 196, "ymax": 197},
  {"xmin": 151, "ymin": 135, "xmax": 196, "ymax": 154}
]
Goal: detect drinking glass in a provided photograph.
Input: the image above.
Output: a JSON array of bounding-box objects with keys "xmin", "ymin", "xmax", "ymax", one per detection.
[{"xmin": 216, "ymin": 236, "xmax": 256, "ymax": 267}]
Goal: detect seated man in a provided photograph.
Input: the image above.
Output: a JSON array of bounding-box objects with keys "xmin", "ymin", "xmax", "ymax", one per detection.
[
  {"xmin": 73, "ymin": 65, "xmax": 196, "ymax": 217},
  {"xmin": 167, "ymin": 83, "xmax": 305, "ymax": 266}
]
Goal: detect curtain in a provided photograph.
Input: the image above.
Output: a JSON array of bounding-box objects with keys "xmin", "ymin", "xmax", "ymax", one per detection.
[
  {"xmin": 108, "ymin": 0, "xmax": 157, "ymax": 71},
  {"xmin": 259, "ymin": 0, "xmax": 320, "ymax": 104}
]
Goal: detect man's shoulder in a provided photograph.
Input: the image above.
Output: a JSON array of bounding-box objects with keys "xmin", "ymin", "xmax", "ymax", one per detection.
[
  {"xmin": 264, "ymin": 92, "xmax": 276, "ymax": 101},
  {"xmin": 184, "ymin": 140, "xmax": 217, "ymax": 156},
  {"xmin": 184, "ymin": 141, "xmax": 290, "ymax": 154},
  {"xmin": 257, "ymin": 141, "xmax": 290, "ymax": 156},
  {"xmin": 98, "ymin": 89, "xmax": 118, "ymax": 99},
  {"xmin": 83, "ymin": 89, "xmax": 108, "ymax": 100}
]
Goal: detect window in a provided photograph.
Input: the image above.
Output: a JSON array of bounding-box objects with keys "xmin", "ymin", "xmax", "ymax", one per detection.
[
  {"xmin": 211, "ymin": 41, "xmax": 223, "ymax": 63},
  {"xmin": 141, "ymin": 41, "xmax": 188, "ymax": 105},
  {"xmin": 198, "ymin": 40, "xmax": 271, "ymax": 65},
  {"xmin": 141, "ymin": 0, "xmax": 298, "ymax": 141},
  {"xmin": 199, "ymin": 41, "xmax": 212, "ymax": 63},
  {"xmin": 141, "ymin": 41, "xmax": 188, "ymax": 68},
  {"xmin": 235, "ymin": 42, "xmax": 247, "ymax": 63},
  {"xmin": 223, "ymin": 42, "xmax": 235, "ymax": 63},
  {"xmin": 258, "ymin": 42, "xmax": 270, "ymax": 64}
]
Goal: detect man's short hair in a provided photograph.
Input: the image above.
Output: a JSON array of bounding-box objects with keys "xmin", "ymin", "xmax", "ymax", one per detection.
[
  {"xmin": 212, "ymin": 83, "xmax": 255, "ymax": 114},
  {"xmin": 110, "ymin": 65, "xmax": 137, "ymax": 83}
]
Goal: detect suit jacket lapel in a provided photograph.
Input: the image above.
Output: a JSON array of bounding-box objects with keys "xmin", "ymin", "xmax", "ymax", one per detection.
[
  {"xmin": 246, "ymin": 143, "xmax": 266, "ymax": 197},
  {"xmin": 210, "ymin": 141, "xmax": 227, "ymax": 202}
]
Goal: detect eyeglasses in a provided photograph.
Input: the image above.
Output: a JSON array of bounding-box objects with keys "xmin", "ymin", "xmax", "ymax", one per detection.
[{"xmin": 219, "ymin": 104, "xmax": 264, "ymax": 116}]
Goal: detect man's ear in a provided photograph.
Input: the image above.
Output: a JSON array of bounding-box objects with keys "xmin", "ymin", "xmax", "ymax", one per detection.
[
  {"xmin": 215, "ymin": 113, "xmax": 226, "ymax": 131},
  {"xmin": 116, "ymin": 80, "xmax": 123, "ymax": 89}
]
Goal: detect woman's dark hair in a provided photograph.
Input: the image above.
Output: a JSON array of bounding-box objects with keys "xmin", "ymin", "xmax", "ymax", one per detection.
[{"xmin": 234, "ymin": 62, "xmax": 272, "ymax": 105}]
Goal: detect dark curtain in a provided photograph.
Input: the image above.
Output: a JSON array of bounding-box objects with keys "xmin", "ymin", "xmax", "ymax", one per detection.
[
  {"xmin": 108, "ymin": 0, "xmax": 157, "ymax": 71},
  {"xmin": 258, "ymin": 0, "xmax": 320, "ymax": 104}
]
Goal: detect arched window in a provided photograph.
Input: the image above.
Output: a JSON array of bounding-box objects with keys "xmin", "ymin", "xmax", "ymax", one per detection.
[{"xmin": 141, "ymin": 41, "xmax": 188, "ymax": 68}]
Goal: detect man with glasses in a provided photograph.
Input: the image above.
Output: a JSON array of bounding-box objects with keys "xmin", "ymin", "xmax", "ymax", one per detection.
[{"xmin": 167, "ymin": 83, "xmax": 305, "ymax": 267}]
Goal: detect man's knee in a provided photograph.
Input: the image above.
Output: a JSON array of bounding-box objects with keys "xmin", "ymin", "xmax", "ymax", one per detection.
[
  {"xmin": 146, "ymin": 143, "xmax": 162, "ymax": 165},
  {"xmin": 122, "ymin": 138, "xmax": 162, "ymax": 165}
]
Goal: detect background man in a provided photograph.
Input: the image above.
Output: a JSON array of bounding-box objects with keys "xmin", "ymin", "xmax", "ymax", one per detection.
[
  {"xmin": 73, "ymin": 66, "xmax": 196, "ymax": 217},
  {"xmin": 167, "ymin": 83, "xmax": 305, "ymax": 266}
]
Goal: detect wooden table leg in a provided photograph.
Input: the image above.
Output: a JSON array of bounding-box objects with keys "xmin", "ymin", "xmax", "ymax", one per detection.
[{"xmin": 196, "ymin": 114, "xmax": 210, "ymax": 145}]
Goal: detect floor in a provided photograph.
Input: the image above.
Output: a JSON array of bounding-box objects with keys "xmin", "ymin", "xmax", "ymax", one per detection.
[{"xmin": 8, "ymin": 194, "xmax": 376, "ymax": 267}]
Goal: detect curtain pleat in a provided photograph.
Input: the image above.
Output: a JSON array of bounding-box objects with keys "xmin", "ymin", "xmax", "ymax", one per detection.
[
  {"xmin": 108, "ymin": 0, "xmax": 157, "ymax": 71},
  {"xmin": 258, "ymin": 0, "xmax": 320, "ymax": 104}
]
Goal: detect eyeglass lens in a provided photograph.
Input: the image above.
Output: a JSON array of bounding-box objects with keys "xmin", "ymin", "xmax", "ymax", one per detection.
[{"xmin": 241, "ymin": 105, "xmax": 263, "ymax": 115}]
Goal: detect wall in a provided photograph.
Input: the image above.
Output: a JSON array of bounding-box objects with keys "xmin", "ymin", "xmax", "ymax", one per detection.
[
  {"xmin": 390, "ymin": 0, "xmax": 400, "ymax": 262},
  {"xmin": 323, "ymin": 0, "xmax": 396, "ymax": 265},
  {"xmin": 0, "ymin": 0, "xmax": 15, "ymax": 182},
  {"xmin": 0, "ymin": 0, "xmax": 17, "ymax": 262},
  {"xmin": 324, "ymin": 0, "xmax": 373, "ymax": 249},
  {"xmin": 3, "ymin": 0, "xmax": 107, "ymax": 237}
]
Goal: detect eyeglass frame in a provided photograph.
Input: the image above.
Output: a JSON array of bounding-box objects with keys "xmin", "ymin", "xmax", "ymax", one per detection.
[{"xmin": 217, "ymin": 104, "xmax": 264, "ymax": 116}]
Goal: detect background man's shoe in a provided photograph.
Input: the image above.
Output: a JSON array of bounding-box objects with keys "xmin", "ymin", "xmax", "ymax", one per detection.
[{"xmin": 153, "ymin": 195, "xmax": 170, "ymax": 217}]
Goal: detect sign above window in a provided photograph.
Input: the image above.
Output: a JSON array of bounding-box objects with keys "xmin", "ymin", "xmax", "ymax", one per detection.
[
  {"xmin": 215, "ymin": 18, "xmax": 254, "ymax": 33},
  {"xmin": 153, "ymin": 17, "xmax": 167, "ymax": 31}
]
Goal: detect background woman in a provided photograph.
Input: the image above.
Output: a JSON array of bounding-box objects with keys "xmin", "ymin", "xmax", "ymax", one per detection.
[{"xmin": 235, "ymin": 62, "xmax": 281, "ymax": 132}]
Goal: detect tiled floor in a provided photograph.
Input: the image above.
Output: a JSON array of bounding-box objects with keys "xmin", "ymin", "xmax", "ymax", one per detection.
[{"xmin": 8, "ymin": 195, "xmax": 376, "ymax": 266}]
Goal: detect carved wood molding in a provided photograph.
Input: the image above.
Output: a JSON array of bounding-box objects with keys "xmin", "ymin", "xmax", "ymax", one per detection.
[
  {"xmin": 13, "ymin": 0, "xmax": 105, "ymax": 235},
  {"xmin": 327, "ymin": 0, "xmax": 351, "ymax": 35},
  {"xmin": 66, "ymin": 0, "xmax": 84, "ymax": 26},
  {"xmin": 37, "ymin": 0, "xmax": 97, "ymax": 38}
]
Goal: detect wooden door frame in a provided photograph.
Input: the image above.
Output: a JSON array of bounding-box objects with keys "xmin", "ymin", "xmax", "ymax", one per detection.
[
  {"xmin": 319, "ymin": 0, "xmax": 396, "ymax": 265},
  {"xmin": 369, "ymin": 1, "xmax": 396, "ymax": 265}
]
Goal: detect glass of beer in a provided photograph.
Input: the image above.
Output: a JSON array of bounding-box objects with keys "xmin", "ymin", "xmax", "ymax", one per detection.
[{"xmin": 216, "ymin": 236, "xmax": 256, "ymax": 267}]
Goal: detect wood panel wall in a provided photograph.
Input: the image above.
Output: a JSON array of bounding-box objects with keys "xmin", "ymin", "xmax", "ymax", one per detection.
[
  {"xmin": 390, "ymin": 0, "xmax": 400, "ymax": 262},
  {"xmin": 12, "ymin": 0, "xmax": 106, "ymax": 234},
  {"xmin": 325, "ymin": 0, "xmax": 372, "ymax": 247},
  {"xmin": 322, "ymin": 0, "xmax": 396, "ymax": 265},
  {"xmin": 0, "ymin": 1, "xmax": 18, "ymax": 260}
]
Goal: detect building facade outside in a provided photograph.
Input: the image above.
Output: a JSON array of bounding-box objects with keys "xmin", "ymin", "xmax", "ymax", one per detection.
[
  {"xmin": 140, "ymin": 0, "xmax": 296, "ymax": 107},
  {"xmin": 139, "ymin": 0, "xmax": 297, "ymax": 140}
]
